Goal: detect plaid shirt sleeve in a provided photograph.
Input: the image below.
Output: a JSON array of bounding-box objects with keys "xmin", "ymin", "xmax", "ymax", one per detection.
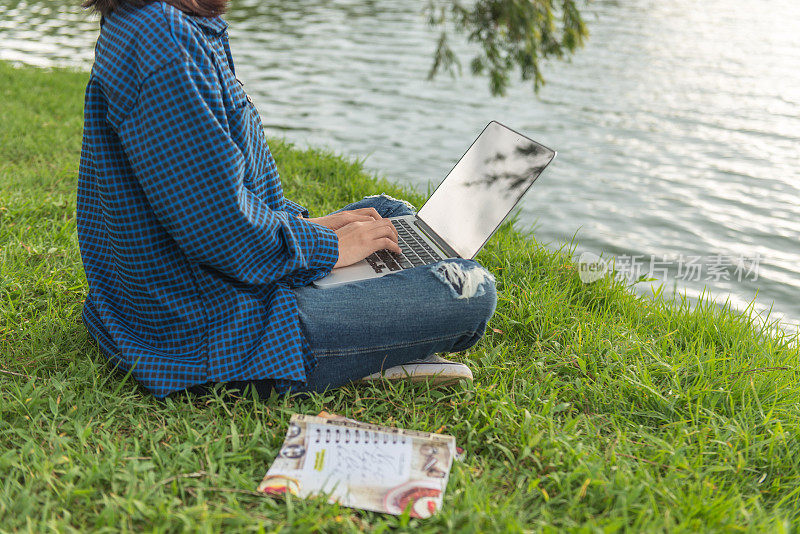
[
  {"xmin": 283, "ymin": 198, "xmax": 311, "ymax": 218},
  {"xmin": 118, "ymin": 60, "xmax": 338, "ymax": 285}
]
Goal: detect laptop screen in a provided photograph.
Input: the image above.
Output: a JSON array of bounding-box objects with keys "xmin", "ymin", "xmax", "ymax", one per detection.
[{"xmin": 417, "ymin": 121, "xmax": 556, "ymax": 259}]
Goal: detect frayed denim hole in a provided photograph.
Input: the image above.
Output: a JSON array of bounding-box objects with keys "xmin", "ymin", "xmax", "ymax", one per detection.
[
  {"xmin": 363, "ymin": 193, "xmax": 416, "ymax": 212},
  {"xmin": 432, "ymin": 261, "xmax": 495, "ymax": 300}
]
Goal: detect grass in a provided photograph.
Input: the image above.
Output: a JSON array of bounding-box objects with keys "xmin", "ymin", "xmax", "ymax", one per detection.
[{"xmin": 1, "ymin": 60, "xmax": 799, "ymax": 532}]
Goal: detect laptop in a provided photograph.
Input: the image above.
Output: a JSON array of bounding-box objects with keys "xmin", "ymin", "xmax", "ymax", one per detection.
[{"xmin": 313, "ymin": 121, "xmax": 556, "ymax": 289}]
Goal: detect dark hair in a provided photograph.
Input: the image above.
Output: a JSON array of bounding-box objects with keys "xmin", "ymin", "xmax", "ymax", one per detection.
[{"xmin": 82, "ymin": 0, "xmax": 227, "ymax": 18}]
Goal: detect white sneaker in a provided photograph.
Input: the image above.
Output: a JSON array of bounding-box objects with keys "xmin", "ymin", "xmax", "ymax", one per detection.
[{"xmin": 360, "ymin": 354, "xmax": 473, "ymax": 385}]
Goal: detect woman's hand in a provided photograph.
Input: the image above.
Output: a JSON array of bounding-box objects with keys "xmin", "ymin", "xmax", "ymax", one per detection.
[
  {"xmin": 307, "ymin": 208, "xmax": 382, "ymax": 230},
  {"xmin": 333, "ymin": 219, "xmax": 401, "ymax": 268}
]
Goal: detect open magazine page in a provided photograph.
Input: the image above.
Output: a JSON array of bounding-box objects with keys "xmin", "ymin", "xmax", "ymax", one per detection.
[{"xmin": 258, "ymin": 414, "xmax": 456, "ymax": 518}]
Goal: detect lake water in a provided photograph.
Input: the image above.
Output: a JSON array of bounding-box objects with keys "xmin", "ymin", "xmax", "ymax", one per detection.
[{"xmin": 2, "ymin": 0, "xmax": 798, "ymax": 331}]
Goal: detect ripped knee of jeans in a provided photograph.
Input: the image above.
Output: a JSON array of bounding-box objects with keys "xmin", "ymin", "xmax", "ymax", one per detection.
[
  {"xmin": 432, "ymin": 261, "xmax": 495, "ymax": 300},
  {"xmin": 363, "ymin": 193, "xmax": 416, "ymax": 212}
]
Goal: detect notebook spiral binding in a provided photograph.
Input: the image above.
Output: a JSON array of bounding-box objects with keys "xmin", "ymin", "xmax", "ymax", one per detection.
[{"xmin": 313, "ymin": 426, "xmax": 408, "ymax": 445}]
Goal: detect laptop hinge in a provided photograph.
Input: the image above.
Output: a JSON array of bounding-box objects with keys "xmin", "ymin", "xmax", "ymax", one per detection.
[{"xmin": 415, "ymin": 218, "xmax": 461, "ymax": 259}]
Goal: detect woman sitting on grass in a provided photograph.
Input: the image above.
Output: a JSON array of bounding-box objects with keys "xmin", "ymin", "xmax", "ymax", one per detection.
[{"xmin": 77, "ymin": 0, "xmax": 497, "ymax": 398}]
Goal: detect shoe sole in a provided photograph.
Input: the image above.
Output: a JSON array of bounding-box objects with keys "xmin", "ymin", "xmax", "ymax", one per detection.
[{"xmin": 360, "ymin": 364, "xmax": 473, "ymax": 385}]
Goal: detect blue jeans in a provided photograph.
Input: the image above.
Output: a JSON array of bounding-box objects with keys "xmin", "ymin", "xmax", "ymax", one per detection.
[{"xmin": 206, "ymin": 195, "xmax": 497, "ymax": 397}]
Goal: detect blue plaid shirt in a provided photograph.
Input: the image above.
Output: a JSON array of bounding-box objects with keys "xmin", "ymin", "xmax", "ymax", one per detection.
[{"xmin": 77, "ymin": 2, "xmax": 339, "ymax": 397}]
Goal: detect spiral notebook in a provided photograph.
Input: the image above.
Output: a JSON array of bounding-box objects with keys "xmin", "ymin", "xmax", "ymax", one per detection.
[{"xmin": 258, "ymin": 413, "xmax": 456, "ymax": 518}]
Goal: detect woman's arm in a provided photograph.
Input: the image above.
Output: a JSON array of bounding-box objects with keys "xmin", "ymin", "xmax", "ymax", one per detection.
[{"xmin": 118, "ymin": 59, "xmax": 338, "ymax": 286}]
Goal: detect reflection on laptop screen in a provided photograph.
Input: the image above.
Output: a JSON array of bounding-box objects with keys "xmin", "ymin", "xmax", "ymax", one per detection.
[{"xmin": 417, "ymin": 121, "xmax": 556, "ymax": 259}]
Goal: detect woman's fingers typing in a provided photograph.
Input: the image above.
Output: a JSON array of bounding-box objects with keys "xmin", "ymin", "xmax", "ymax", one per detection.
[
  {"xmin": 307, "ymin": 207, "xmax": 383, "ymax": 230},
  {"xmin": 350, "ymin": 207, "xmax": 381, "ymax": 221},
  {"xmin": 333, "ymin": 219, "xmax": 401, "ymax": 268},
  {"xmin": 366, "ymin": 219, "xmax": 399, "ymax": 241}
]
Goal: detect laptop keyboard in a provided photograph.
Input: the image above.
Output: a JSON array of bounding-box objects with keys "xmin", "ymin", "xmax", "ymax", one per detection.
[{"xmin": 364, "ymin": 219, "xmax": 443, "ymax": 274}]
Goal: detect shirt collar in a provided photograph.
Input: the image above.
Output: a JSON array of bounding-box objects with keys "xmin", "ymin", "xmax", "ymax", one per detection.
[{"xmin": 190, "ymin": 16, "xmax": 228, "ymax": 36}]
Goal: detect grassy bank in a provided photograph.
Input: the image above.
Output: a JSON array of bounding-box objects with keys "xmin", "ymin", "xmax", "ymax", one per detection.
[{"xmin": 1, "ymin": 60, "xmax": 799, "ymax": 532}]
